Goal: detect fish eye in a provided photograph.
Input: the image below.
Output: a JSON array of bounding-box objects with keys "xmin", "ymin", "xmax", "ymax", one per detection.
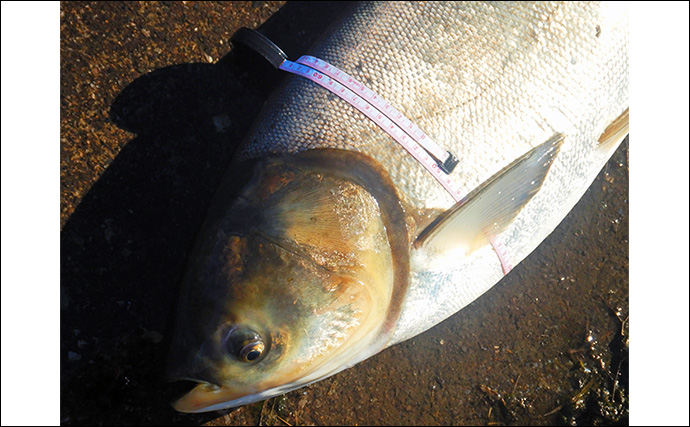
[
  {"xmin": 239, "ymin": 341, "xmax": 264, "ymax": 362},
  {"xmin": 224, "ymin": 327, "xmax": 266, "ymax": 363}
]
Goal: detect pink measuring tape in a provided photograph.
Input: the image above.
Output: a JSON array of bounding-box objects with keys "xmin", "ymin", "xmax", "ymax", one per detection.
[
  {"xmin": 280, "ymin": 56, "xmax": 465, "ymax": 202},
  {"xmin": 232, "ymin": 28, "xmax": 513, "ymax": 274}
]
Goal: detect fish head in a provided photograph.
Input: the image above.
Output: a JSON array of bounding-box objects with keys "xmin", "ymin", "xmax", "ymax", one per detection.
[{"xmin": 169, "ymin": 152, "xmax": 404, "ymax": 412}]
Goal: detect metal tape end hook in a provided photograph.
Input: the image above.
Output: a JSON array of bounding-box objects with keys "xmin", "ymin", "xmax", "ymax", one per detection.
[{"xmin": 437, "ymin": 152, "xmax": 458, "ymax": 174}]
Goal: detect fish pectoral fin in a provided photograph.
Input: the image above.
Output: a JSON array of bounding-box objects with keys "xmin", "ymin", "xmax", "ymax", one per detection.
[{"xmin": 414, "ymin": 134, "xmax": 565, "ymax": 258}]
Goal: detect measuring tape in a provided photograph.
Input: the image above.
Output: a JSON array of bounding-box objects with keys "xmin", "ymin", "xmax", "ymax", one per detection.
[{"xmin": 232, "ymin": 28, "xmax": 464, "ymax": 203}]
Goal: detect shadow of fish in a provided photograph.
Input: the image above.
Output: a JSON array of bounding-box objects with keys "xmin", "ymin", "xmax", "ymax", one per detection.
[{"xmin": 169, "ymin": 1, "xmax": 628, "ymax": 412}]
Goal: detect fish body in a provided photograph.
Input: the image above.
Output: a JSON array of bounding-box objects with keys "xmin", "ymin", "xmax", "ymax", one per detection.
[{"xmin": 170, "ymin": 1, "xmax": 628, "ymax": 412}]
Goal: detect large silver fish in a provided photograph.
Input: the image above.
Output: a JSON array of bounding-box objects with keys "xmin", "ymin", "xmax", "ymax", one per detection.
[{"xmin": 169, "ymin": 1, "xmax": 628, "ymax": 412}]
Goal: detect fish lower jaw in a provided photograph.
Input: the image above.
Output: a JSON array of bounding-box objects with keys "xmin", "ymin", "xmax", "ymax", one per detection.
[{"xmin": 172, "ymin": 381, "xmax": 283, "ymax": 413}]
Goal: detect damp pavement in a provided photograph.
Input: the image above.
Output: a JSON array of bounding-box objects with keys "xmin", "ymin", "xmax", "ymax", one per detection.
[{"xmin": 60, "ymin": 2, "xmax": 628, "ymax": 425}]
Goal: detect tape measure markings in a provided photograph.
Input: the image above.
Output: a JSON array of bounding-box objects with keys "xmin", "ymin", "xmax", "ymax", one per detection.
[
  {"xmin": 279, "ymin": 59, "xmax": 464, "ymax": 201},
  {"xmin": 296, "ymin": 56, "xmax": 450, "ymax": 163}
]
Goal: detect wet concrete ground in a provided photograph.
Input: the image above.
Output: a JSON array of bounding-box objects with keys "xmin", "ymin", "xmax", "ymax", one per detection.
[{"xmin": 60, "ymin": 2, "xmax": 627, "ymax": 425}]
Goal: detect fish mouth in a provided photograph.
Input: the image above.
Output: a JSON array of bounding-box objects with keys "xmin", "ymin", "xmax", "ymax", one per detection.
[
  {"xmin": 172, "ymin": 379, "xmax": 308, "ymax": 413},
  {"xmin": 172, "ymin": 381, "xmax": 249, "ymax": 413}
]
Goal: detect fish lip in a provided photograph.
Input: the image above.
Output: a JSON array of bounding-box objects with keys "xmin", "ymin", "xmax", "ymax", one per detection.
[
  {"xmin": 171, "ymin": 381, "xmax": 228, "ymax": 413},
  {"xmin": 171, "ymin": 380, "xmax": 289, "ymax": 413}
]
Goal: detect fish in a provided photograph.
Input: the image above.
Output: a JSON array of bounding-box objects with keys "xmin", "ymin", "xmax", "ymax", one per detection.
[{"xmin": 168, "ymin": 1, "xmax": 629, "ymax": 413}]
